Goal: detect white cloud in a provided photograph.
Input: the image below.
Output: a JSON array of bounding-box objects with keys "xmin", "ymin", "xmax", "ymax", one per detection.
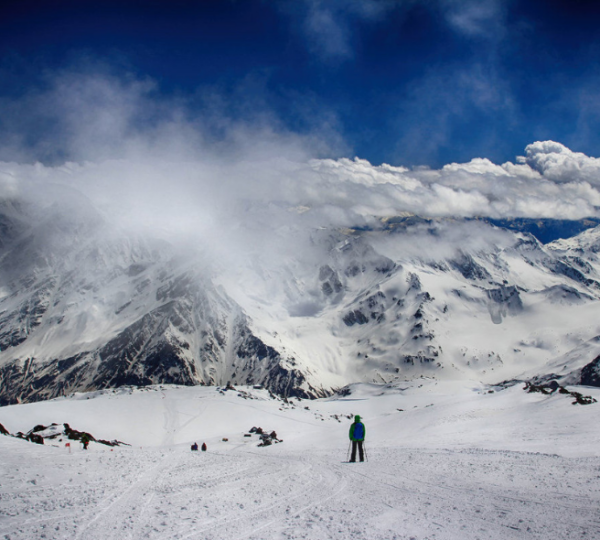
[
  {"xmin": 4, "ymin": 138, "xmax": 599, "ymax": 251},
  {"xmin": 440, "ymin": 0, "xmax": 507, "ymax": 39},
  {"xmin": 0, "ymin": 168, "xmax": 18, "ymax": 198},
  {"xmin": 2, "ymin": 137, "xmax": 600, "ymax": 302},
  {"xmin": 281, "ymin": 0, "xmax": 402, "ymax": 61},
  {"xmin": 304, "ymin": 3, "xmax": 352, "ymax": 59},
  {"xmin": 524, "ymin": 140, "xmax": 600, "ymax": 186},
  {"xmin": 1, "ymin": 67, "xmax": 600, "ymax": 280},
  {"xmin": 282, "ymin": 0, "xmax": 509, "ymax": 62},
  {"xmin": 301, "ymin": 141, "xmax": 600, "ymax": 221}
]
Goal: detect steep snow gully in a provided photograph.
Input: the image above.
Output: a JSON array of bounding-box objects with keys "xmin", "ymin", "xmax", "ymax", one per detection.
[{"xmin": 1, "ymin": 383, "xmax": 600, "ymax": 540}]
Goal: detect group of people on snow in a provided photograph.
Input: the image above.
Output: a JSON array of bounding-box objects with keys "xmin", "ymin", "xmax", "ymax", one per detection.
[
  {"xmin": 191, "ymin": 442, "xmax": 207, "ymax": 451},
  {"xmin": 188, "ymin": 416, "xmax": 367, "ymax": 462},
  {"xmin": 191, "ymin": 414, "xmax": 367, "ymax": 463},
  {"xmin": 76, "ymin": 416, "xmax": 366, "ymax": 460}
]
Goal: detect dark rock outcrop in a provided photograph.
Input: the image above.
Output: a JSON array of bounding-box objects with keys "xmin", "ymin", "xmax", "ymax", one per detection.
[
  {"xmin": 524, "ymin": 381, "xmax": 597, "ymax": 405},
  {"xmin": 580, "ymin": 355, "xmax": 600, "ymax": 387}
]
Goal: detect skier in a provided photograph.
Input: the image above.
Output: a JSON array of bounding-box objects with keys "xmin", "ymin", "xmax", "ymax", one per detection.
[
  {"xmin": 348, "ymin": 415, "xmax": 365, "ymax": 462},
  {"xmin": 81, "ymin": 433, "xmax": 90, "ymax": 451},
  {"xmin": 191, "ymin": 442, "xmax": 198, "ymax": 451},
  {"xmin": 201, "ymin": 442, "xmax": 207, "ymax": 452}
]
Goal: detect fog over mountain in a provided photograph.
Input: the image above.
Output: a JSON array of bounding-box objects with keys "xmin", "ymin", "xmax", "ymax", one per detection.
[{"xmin": 2, "ymin": 73, "xmax": 600, "ymax": 404}]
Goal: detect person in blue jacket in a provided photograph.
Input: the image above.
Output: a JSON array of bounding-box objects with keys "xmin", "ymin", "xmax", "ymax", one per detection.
[{"xmin": 349, "ymin": 415, "xmax": 365, "ymax": 462}]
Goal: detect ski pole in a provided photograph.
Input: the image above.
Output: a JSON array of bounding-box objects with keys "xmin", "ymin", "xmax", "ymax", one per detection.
[
  {"xmin": 364, "ymin": 442, "xmax": 368, "ymax": 462},
  {"xmin": 347, "ymin": 441, "xmax": 351, "ymax": 462}
]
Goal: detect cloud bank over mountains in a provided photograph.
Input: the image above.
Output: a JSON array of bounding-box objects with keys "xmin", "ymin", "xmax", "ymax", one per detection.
[
  {"xmin": 2, "ymin": 64, "xmax": 600, "ymax": 402},
  {"xmin": 2, "ymin": 139, "xmax": 600, "ymax": 231},
  {"xmin": 307, "ymin": 140, "xmax": 600, "ymax": 222},
  {"xmin": 1, "ymin": 69, "xmax": 600, "ymax": 253},
  {"xmin": 2, "ymin": 136, "xmax": 600, "ymax": 274}
]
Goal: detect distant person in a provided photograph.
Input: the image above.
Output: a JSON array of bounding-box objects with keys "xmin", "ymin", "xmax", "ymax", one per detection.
[
  {"xmin": 81, "ymin": 433, "xmax": 90, "ymax": 451},
  {"xmin": 348, "ymin": 415, "xmax": 365, "ymax": 462},
  {"xmin": 191, "ymin": 442, "xmax": 198, "ymax": 451},
  {"xmin": 201, "ymin": 442, "xmax": 207, "ymax": 452}
]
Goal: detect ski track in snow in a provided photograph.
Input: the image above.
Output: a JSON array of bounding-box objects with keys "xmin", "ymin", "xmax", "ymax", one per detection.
[
  {"xmin": 1, "ymin": 443, "xmax": 599, "ymax": 540},
  {"xmin": 2, "ymin": 383, "xmax": 600, "ymax": 540}
]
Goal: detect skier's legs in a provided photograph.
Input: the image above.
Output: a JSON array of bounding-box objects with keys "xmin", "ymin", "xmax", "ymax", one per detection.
[
  {"xmin": 358, "ymin": 441, "xmax": 364, "ymax": 462},
  {"xmin": 350, "ymin": 441, "xmax": 357, "ymax": 462}
]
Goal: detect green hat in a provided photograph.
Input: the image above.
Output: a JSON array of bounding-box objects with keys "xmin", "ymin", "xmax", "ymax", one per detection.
[{"xmin": 354, "ymin": 415, "xmax": 361, "ymax": 422}]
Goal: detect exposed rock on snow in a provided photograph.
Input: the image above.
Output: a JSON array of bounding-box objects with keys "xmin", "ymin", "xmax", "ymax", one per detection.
[
  {"xmin": 524, "ymin": 381, "xmax": 597, "ymax": 405},
  {"xmin": 248, "ymin": 426, "xmax": 282, "ymax": 447},
  {"xmin": 486, "ymin": 285, "xmax": 523, "ymax": 324},
  {"xmin": 580, "ymin": 355, "xmax": 600, "ymax": 387},
  {"xmin": 9, "ymin": 422, "xmax": 129, "ymax": 447}
]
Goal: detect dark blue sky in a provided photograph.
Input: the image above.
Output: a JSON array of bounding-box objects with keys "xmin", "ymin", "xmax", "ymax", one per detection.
[{"xmin": 1, "ymin": 0, "xmax": 600, "ymax": 167}]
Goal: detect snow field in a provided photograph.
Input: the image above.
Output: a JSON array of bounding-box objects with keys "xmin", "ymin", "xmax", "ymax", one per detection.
[{"xmin": 1, "ymin": 382, "xmax": 600, "ymax": 539}]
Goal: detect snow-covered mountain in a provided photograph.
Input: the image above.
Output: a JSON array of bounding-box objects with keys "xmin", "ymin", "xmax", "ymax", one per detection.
[
  {"xmin": 2, "ymin": 180, "xmax": 600, "ymax": 405},
  {"xmin": 0, "ymin": 193, "xmax": 321, "ymax": 404},
  {"xmin": 222, "ymin": 216, "xmax": 600, "ymax": 392}
]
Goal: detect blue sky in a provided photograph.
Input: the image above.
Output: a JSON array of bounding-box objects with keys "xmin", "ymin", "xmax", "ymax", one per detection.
[{"xmin": 1, "ymin": 0, "xmax": 599, "ymax": 167}]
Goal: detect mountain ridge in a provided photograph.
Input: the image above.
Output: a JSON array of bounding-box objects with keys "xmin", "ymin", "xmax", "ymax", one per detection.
[{"xmin": 2, "ymin": 191, "xmax": 600, "ymax": 404}]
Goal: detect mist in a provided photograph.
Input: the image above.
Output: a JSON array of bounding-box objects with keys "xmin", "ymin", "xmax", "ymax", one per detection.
[{"xmin": 2, "ymin": 68, "xmax": 600, "ymax": 280}]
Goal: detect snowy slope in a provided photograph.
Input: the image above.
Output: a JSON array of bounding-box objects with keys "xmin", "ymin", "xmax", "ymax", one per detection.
[{"xmin": 0, "ymin": 382, "xmax": 599, "ymax": 540}]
